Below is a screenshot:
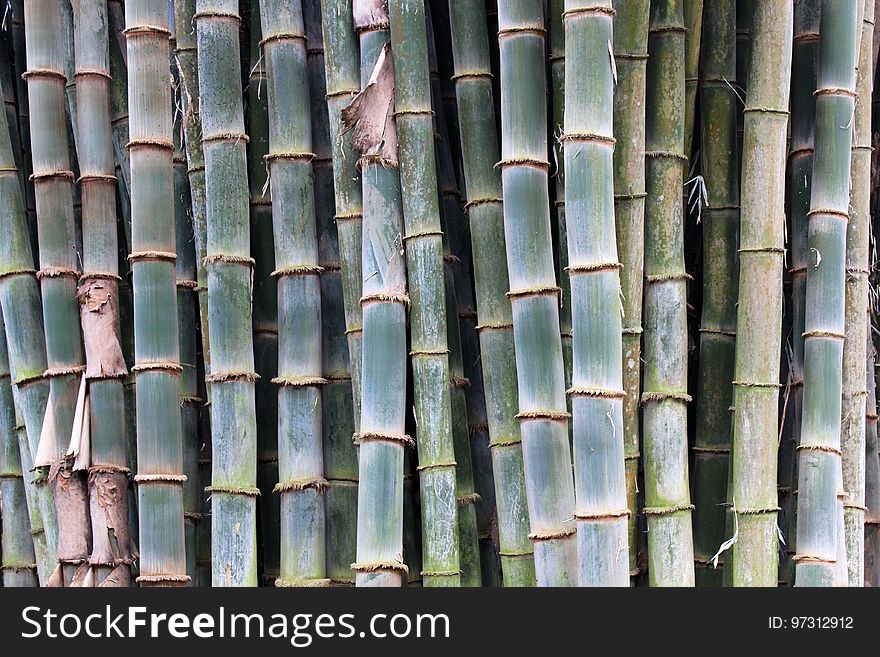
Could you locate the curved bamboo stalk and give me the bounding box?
[728,0,792,588]
[0,44,55,583]
[124,0,187,587]
[74,0,134,587]
[562,0,629,587]
[611,0,649,581]
[0,317,38,587]
[246,1,280,586]
[643,0,695,587]
[305,0,358,587]
[448,0,535,587]
[260,0,329,588]
[345,0,408,587]
[796,0,858,588]
[691,0,738,587]
[195,0,259,587]
[24,0,90,586]
[498,0,576,586]
[841,0,874,587]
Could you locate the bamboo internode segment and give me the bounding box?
[642,0,695,587]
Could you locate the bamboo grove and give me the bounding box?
[2,0,880,588]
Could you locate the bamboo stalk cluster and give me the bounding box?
[2,0,880,588]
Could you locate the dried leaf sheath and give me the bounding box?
[346,1,408,586]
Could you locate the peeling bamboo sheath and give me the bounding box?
[796,0,858,588]
[0,12,57,583]
[75,0,134,587]
[24,0,89,584]
[691,0,738,587]
[125,2,187,587]
[195,0,259,587]
[307,0,359,587]
[388,0,461,587]
[448,0,535,587]
[610,0,649,581]
[840,0,874,587]
[498,1,577,586]
[642,0,695,587]
[778,0,820,587]
[728,0,792,588]
[0,323,39,587]
[260,0,329,587]
[349,0,409,587]
[562,1,628,587]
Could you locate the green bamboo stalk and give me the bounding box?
[610,0,648,582]
[866,334,880,585]
[388,0,460,588]
[61,0,78,160]
[9,0,38,260]
[246,1,280,587]
[448,0,535,587]
[0,32,25,211]
[13,400,51,582]
[643,0,695,587]
[691,0,738,587]
[106,3,132,250]
[124,1,187,587]
[74,0,135,587]
[562,0,629,587]
[779,0,820,587]
[24,0,91,586]
[0,39,56,583]
[548,0,572,427]
[795,0,858,588]
[498,0,576,586]
[683,0,702,158]
[424,0,485,587]
[305,0,358,587]
[195,0,259,587]
[321,0,363,438]
[0,316,38,587]
[345,0,408,587]
[174,135,201,586]
[841,0,874,587]
[259,0,329,588]
[172,0,211,585]
[728,0,792,588]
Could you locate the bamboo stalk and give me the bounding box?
[259,0,329,588]
[796,0,858,588]
[124,0,187,587]
[195,0,259,587]
[691,0,738,587]
[448,0,535,587]
[728,0,792,588]
[497,0,576,586]
[610,0,649,582]
[107,3,132,254]
[562,0,629,587]
[24,0,91,586]
[386,0,462,588]
[246,0,280,586]
[0,316,38,587]
[643,0,695,587]
[840,0,874,587]
[0,37,56,583]
[344,0,409,587]
[866,333,880,585]
[172,0,211,586]
[74,0,135,587]
[305,0,358,588]
[683,0,703,158]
